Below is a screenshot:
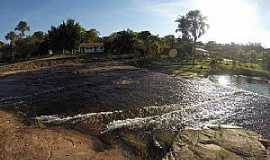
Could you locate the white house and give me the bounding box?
[79,43,104,54]
[195,48,209,57]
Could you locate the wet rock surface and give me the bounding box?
[0,110,126,160]
[0,60,269,138]
[164,128,270,160]
[1,109,269,160]
[0,58,270,159]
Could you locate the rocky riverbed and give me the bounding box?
[0,57,269,159]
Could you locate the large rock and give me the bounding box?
[0,111,126,160]
[164,128,270,160]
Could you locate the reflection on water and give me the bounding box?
[209,75,270,97]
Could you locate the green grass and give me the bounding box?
[211,60,269,77]
[145,58,269,78]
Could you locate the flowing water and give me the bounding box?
[1,63,270,138]
[209,75,270,97]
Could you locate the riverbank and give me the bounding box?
[0,109,269,159]
[0,110,126,160]
[142,58,269,79]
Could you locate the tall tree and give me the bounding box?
[138,31,152,57]
[48,19,81,52]
[176,10,209,65]
[110,29,138,54]
[5,31,18,61]
[15,21,30,38]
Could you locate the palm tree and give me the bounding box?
[176,10,209,65]
[15,21,30,38]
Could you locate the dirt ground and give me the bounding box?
[0,110,126,160]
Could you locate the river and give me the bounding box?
[209,75,270,97]
[0,62,270,138]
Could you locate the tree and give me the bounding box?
[32,31,45,40]
[109,29,138,54]
[15,21,30,38]
[81,29,100,43]
[5,31,18,42]
[138,31,151,42]
[163,35,176,48]
[5,31,18,61]
[0,41,4,49]
[138,31,152,57]
[15,31,47,58]
[176,10,209,65]
[48,19,81,52]
[104,30,165,57]
[147,35,163,56]
[262,51,270,70]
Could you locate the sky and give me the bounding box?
[1,0,270,47]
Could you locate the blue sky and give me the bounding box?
[1,0,270,47]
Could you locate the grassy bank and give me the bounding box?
[142,58,270,79]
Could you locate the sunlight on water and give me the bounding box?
[216,75,231,86]
[209,75,270,97]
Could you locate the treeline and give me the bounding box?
[103,30,193,57]
[0,19,192,62]
[0,9,269,71]
[206,41,270,70]
[0,10,210,64]
[0,20,102,61]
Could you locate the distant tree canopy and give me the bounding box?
[103,29,173,57]
[48,19,81,52]
[137,31,152,42]
[3,22,50,60]
[81,29,100,43]
[205,41,264,62]
[107,29,138,54]
[15,21,30,38]
[32,31,45,40]
[2,19,103,61]
[163,35,176,48]
[5,31,18,43]
[15,31,48,58]
[1,13,269,68]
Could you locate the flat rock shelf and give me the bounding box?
[0,58,269,159]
